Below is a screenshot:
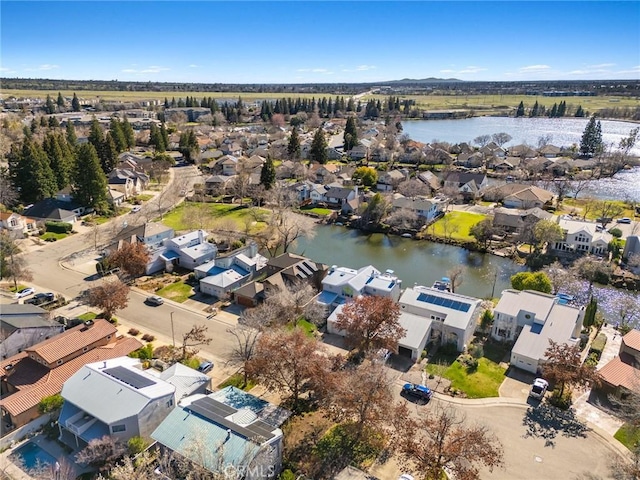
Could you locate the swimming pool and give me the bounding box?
[10,441,57,470]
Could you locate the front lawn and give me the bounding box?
[614,423,640,451]
[558,198,636,220]
[156,281,193,303]
[426,348,507,398]
[41,232,69,241]
[428,211,486,242]
[218,373,256,391]
[300,207,333,216]
[161,202,269,232]
[77,312,98,321]
[287,318,318,337]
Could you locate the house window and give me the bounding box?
[167,398,174,408]
[111,424,126,433]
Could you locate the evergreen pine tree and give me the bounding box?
[160,123,170,151]
[558,101,567,117]
[549,103,558,118]
[73,143,108,211]
[43,133,73,190]
[287,128,301,159]
[530,101,539,117]
[88,118,105,154]
[109,118,127,153]
[101,133,118,174]
[310,128,328,164]
[515,101,525,117]
[48,116,60,128]
[56,92,65,108]
[66,121,77,146]
[40,116,48,128]
[344,116,358,151]
[121,116,135,149]
[260,155,276,190]
[71,93,81,112]
[580,115,603,156]
[45,94,55,114]
[575,105,585,117]
[13,138,58,203]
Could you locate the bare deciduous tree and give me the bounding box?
[542,340,600,400]
[107,241,150,279]
[87,278,129,320]
[447,265,465,293]
[226,325,260,387]
[75,435,127,472]
[265,281,318,326]
[397,179,430,198]
[392,403,504,480]
[181,324,212,360]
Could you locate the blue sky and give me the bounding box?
[1,1,639,83]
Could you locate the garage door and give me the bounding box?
[398,346,413,358]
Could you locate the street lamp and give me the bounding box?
[170,311,175,348]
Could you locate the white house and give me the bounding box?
[492,289,583,374]
[160,230,217,271]
[398,286,482,355]
[552,219,612,256]
[0,305,64,359]
[391,194,448,222]
[59,357,177,448]
[0,212,37,238]
[318,265,402,308]
[376,170,407,192]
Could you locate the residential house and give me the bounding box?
[391,194,448,222]
[492,207,552,234]
[398,286,482,357]
[117,152,153,172]
[164,107,211,123]
[498,185,554,209]
[310,184,328,204]
[151,387,290,480]
[108,169,150,199]
[454,152,484,168]
[218,155,240,176]
[622,236,640,272]
[220,143,243,157]
[161,230,217,271]
[324,186,357,208]
[508,144,538,159]
[0,305,63,359]
[313,163,341,183]
[108,222,175,275]
[319,265,402,309]
[376,170,407,192]
[479,142,506,158]
[552,219,612,256]
[539,144,562,158]
[491,289,583,374]
[417,171,442,193]
[488,156,522,172]
[442,172,488,200]
[598,329,640,396]
[59,357,179,448]
[348,144,369,161]
[205,175,235,196]
[24,198,84,224]
[196,242,267,298]
[0,212,37,238]
[0,319,141,431]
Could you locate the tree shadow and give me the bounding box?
[522,403,589,448]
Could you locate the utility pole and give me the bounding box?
[170,311,175,348]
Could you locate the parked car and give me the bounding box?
[145,295,164,306]
[402,383,433,401]
[617,217,632,224]
[130,206,142,214]
[529,378,549,399]
[15,287,35,299]
[197,361,214,373]
[25,292,55,305]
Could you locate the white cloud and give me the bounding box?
[439,69,455,74]
[589,63,616,69]
[296,67,333,74]
[38,64,59,71]
[356,65,376,71]
[519,64,551,72]
[438,66,486,75]
[188,64,199,68]
[616,65,640,74]
[121,66,170,75]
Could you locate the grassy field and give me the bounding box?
[426,353,507,398]
[366,93,640,113]
[300,206,333,216]
[614,423,640,451]
[287,318,318,338]
[156,281,193,303]
[218,373,257,391]
[77,312,98,321]
[161,202,270,232]
[558,198,638,220]
[427,211,486,242]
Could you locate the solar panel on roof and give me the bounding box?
[416,292,471,312]
[103,366,156,389]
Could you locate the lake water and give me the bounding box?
[292,224,640,326]
[402,117,640,157]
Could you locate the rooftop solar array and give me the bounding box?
[104,366,156,389]
[417,293,471,312]
[187,397,275,442]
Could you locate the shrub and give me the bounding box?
[141,334,155,342]
[440,342,459,357]
[468,344,484,359]
[45,221,73,234]
[608,227,623,238]
[279,470,296,480]
[589,333,607,360]
[38,393,64,414]
[127,436,148,455]
[480,309,494,331]
[128,328,140,336]
[549,388,572,410]
[585,352,599,368]
[129,343,154,360]
[457,354,478,371]
[231,240,244,250]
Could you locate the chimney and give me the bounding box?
[354,185,359,197]
[198,230,204,244]
[224,429,232,443]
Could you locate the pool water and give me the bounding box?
[10,441,57,470]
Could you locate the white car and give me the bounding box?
[130,206,142,214]
[15,287,35,299]
[529,378,549,399]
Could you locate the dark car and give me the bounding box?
[197,361,214,374]
[402,383,433,401]
[25,292,55,305]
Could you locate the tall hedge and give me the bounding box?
[45,221,73,234]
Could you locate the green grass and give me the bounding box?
[41,232,69,241]
[181,357,202,370]
[614,423,640,451]
[426,350,507,398]
[287,318,318,337]
[161,202,270,232]
[301,207,333,216]
[77,312,98,321]
[133,194,154,202]
[428,211,486,242]
[8,284,27,293]
[558,198,637,220]
[218,373,256,391]
[156,281,193,303]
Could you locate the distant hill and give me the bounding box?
[385,77,463,83]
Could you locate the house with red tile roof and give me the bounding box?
[598,329,640,396]
[0,319,142,432]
